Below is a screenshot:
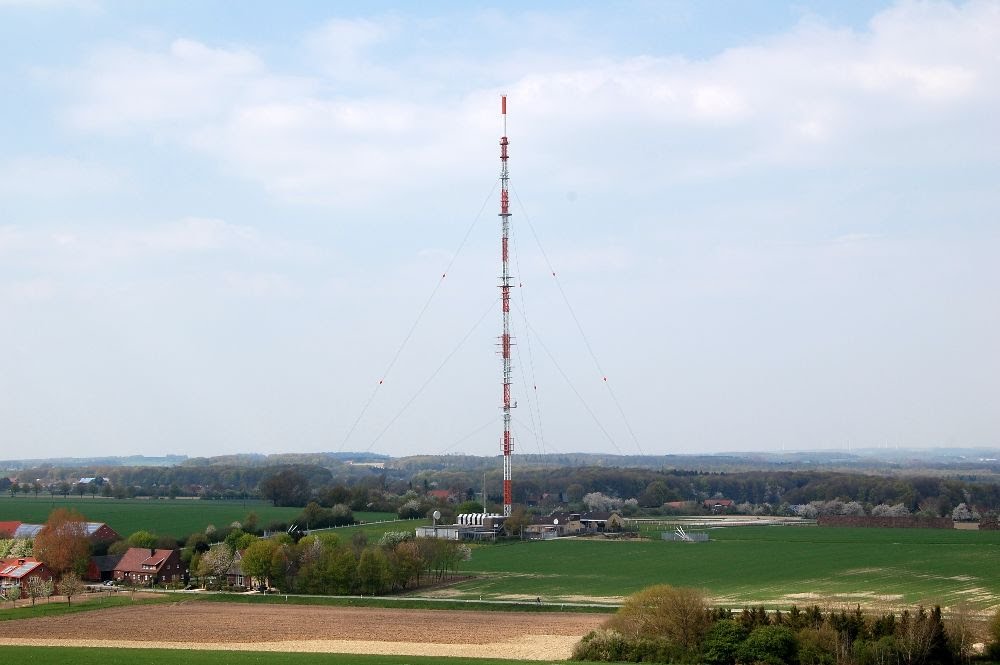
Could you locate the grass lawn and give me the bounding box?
[0,647,557,665]
[0,593,171,621]
[448,526,1000,610]
[0,495,396,539]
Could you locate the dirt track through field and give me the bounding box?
[0,602,610,660]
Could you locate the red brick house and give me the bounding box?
[0,521,21,538]
[82,522,120,543]
[8,521,119,543]
[0,557,53,594]
[703,498,735,511]
[427,489,454,502]
[113,548,186,586]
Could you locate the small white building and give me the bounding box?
[414,525,460,540]
[415,514,506,541]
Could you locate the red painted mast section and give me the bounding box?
[499,95,514,517]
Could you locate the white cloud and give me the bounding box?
[124,216,262,254]
[304,16,399,85]
[49,2,1000,212]
[0,217,309,307]
[0,0,98,9]
[0,156,122,196]
[0,217,282,265]
[0,278,57,304]
[221,271,297,298]
[540,245,632,275]
[63,38,312,135]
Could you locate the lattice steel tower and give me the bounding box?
[499,95,514,517]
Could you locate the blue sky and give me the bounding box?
[1,1,997,459]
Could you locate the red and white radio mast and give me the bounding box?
[499,95,514,517]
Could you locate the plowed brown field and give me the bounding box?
[0,602,610,660]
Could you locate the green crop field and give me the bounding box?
[449,526,1000,610]
[1,647,552,665]
[0,496,396,539]
[308,517,429,542]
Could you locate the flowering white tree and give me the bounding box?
[10,539,32,557]
[197,545,234,583]
[398,499,422,519]
[952,503,980,521]
[872,503,910,517]
[840,501,866,516]
[791,504,819,518]
[810,500,843,515]
[379,531,414,548]
[582,492,622,512]
[26,576,47,606]
[2,585,20,606]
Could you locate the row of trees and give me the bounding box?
[9,459,1000,519]
[574,585,987,665]
[190,529,469,596]
[5,479,106,498]
[0,573,86,607]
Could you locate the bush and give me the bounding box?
[737,625,798,665]
[572,629,686,663]
[701,620,747,665]
[608,584,711,650]
[796,626,838,665]
[853,635,900,665]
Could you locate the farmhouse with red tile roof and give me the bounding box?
[0,556,53,594]
[703,498,735,511]
[113,548,186,586]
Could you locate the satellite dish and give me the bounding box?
[432,510,441,520]
[553,518,559,525]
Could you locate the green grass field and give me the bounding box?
[308,517,429,542]
[0,496,397,539]
[449,526,1000,610]
[1,647,553,665]
[0,594,171,622]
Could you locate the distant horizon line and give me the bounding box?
[3,444,1000,467]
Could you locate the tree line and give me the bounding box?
[190,529,469,596]
[574,584,995,665]
[7,458,1000,518]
